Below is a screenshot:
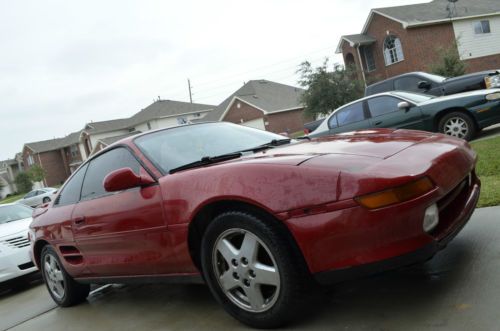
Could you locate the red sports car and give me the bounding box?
[30,122,480,328]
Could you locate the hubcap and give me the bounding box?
[43,254,65,300]
[212,228,280,313]
[444,117,469,139]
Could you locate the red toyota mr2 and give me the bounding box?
[30,122,480,328]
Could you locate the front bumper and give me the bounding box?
[0,241,37,283]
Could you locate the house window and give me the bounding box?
[70,145,79,157]
[27,155,34,166]
[147,122,152,130]
[383,35,404,66]
[177,116,188,125]
[363,47,376,72]
[474,20,491,34]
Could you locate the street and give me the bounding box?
[1,206,499,331]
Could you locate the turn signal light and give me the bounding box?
[486,92,500,101]
[355,177,435,209]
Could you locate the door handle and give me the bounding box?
[73,217,86,225]
[374,121,383,126]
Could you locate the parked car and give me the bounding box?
[0,203,38,283]
[30,122,479,328]
[17,188,57,207]
[309,89,500,141]
[303,118,325,134]
[365,70,500,97]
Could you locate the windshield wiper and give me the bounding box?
[169,152,242,174]
[238,138,292,153]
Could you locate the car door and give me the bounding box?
[32,190,46,206]
[367,96,425,131]
[71,147,175,277]
[327,101,372,134]
[22,191,37,206]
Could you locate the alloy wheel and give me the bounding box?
[43,254,65,300]
[212,228,280,313]
[443,117,469,139]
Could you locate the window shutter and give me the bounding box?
[395,38,404,61]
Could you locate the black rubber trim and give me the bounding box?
[75,274,204,285]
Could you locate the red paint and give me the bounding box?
[30,128,480,281]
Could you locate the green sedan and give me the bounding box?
[309,89,500,141]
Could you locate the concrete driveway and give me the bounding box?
[1,206,499,331]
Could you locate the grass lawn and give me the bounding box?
[471,136,500,208]
[0,193,24,205]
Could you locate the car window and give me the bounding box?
[0,204,33,224]
[394,76,424,92]
[35,190,45,196]
[328,114,339,128]
[24,191,36,199]
[366,80,393,95]
[335,102,366,126]
[56,163,88,206]
[367,96,402,117]
[80,148,141,201]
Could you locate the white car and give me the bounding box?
[0,203,38,283]
[17,188,58,208]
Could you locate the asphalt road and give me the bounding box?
[1,206,499,331]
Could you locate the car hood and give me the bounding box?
[0,218,31,239]
[444,69,499,83]
[232,128,434,166]
[417,88,500,106]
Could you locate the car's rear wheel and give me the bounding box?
[201,211,308,328]
[42,197,51,203]
[40,246,90,307]
[438,112,476,141]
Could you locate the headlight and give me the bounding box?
[486,92,500,101]
[355,177,435,209]
[485,75,500,88]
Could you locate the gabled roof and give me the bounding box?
[83,118,130,135]
[25,130,83,154]
[364,0,500,31]
[336,34,377,53]
[199,80,304,122]
[98,131,142,146]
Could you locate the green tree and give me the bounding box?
[429,42,466,77]
[15,172,33,193]
[297,59,364,119]
[28,164,46,183]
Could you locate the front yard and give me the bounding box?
[0,193,24,205]
[471,135,500,208]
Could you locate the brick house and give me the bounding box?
[198,80,311,134]
[337,0,500,85]
[22,131,84,187]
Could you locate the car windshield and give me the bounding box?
[134,122,288,174]
[394,91,434,104]
[0,205,33,225]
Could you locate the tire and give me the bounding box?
[42,197,51,203]
[40,245,90,307]
[438,112,476,141]
[200,211,309,328]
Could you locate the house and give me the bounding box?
[22,131,85,187]
[80,100,214,156]
[198,80,311,134]
[337,0,500,84]
[0,154,24,198]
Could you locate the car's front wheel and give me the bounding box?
[40,245,90,307]
[438,112,476,141]
[42,197,51,203]
[201,211,308,328]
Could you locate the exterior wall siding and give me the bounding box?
[453,16,500,61]
[39,151,68,187]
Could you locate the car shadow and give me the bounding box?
[0,272,43,299]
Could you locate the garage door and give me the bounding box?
[241,118,266,131]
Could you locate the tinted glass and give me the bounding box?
[57,163,88,206]
[336,102,366,126]
[81,148,140,201]
[394,76,423,92]
[368,96,402,117]
[0,204,33,224]
[135,122,287,174]
[366,80,393,95]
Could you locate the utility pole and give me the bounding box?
[187,79,193,103]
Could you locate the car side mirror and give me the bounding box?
[398,101,411,110]
[418,81,431,90]
[103,167,155,192]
